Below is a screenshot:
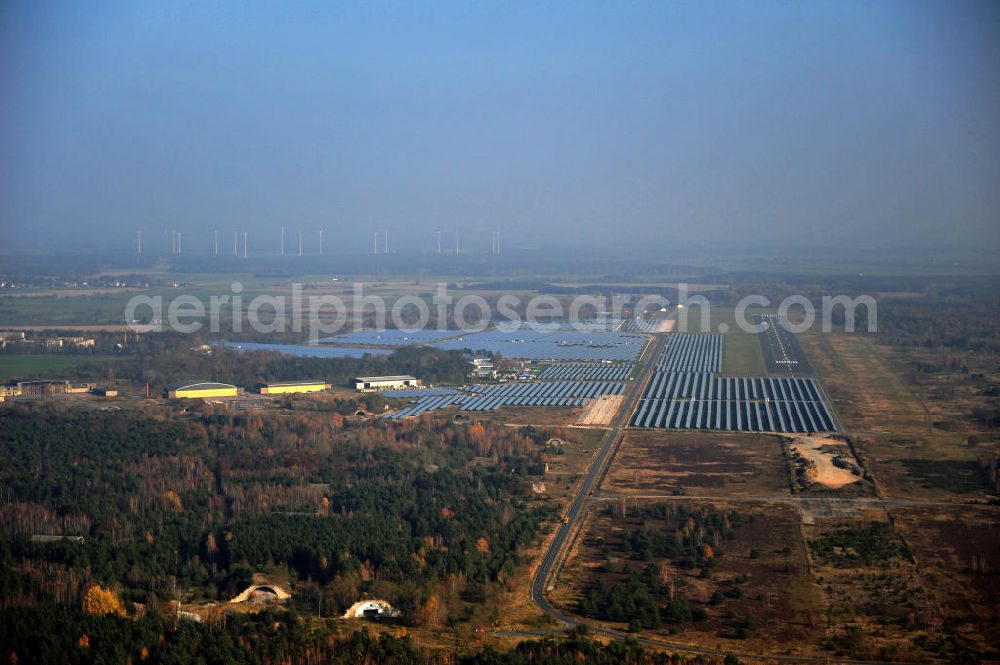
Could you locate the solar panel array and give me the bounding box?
[385,380,624,419]
[657,334,723,372]
[430,329,646,361]
[622,319,661,332]
[225,341,393,358]
[318,329,460,346]
[632,373,835,432]
[544,320,625,331]
[631,334,836,433]
[538,363,633,381]
[381,388,461,398]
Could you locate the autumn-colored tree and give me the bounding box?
[416,595,440,627]
[162,490,183,512]
[83,585,127,617]
[205,531,218,569]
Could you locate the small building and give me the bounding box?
[91,387,118,398]
[58,336,95,348]
[470,357,496,379]
[0,331,26,348]
[257,380,330,395]
[0,385,21,399]
[164,381,240,399]
[342,599,400,619]
[354,375,421,392]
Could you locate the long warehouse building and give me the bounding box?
[257,380,330,395]
[164,381,240,399]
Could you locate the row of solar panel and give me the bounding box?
[621,319,661,332]
[429,330,646,361]
[538,363,634,381]
[380,388,460,398]
[633,369,835,433]
[631,395,836,433]
[384,380,624,419]
[657,333,723,372]
[387,394,589,419]
[470,380,625,399]
[644,372,824,402]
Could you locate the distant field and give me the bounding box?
[0,355,121,381]
[677,306,767,375]
[723,332,766,375]
[0,287,273,326]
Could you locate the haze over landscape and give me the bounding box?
[0,3,998,665]
[2,1,999,254]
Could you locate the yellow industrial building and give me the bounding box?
[164,381,239,399]
[257,380,330,395]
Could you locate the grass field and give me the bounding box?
[723,331,766,375]
[676,306,767,375]
[0,354,122,381]
[603,429,790,497]
[797,331,991,499]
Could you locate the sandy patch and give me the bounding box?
[577,394,624,426]
[789,436,860,489]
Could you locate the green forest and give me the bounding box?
[0,404,554,624]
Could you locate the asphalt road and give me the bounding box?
[525,332,931,665]
[530,333,664,617]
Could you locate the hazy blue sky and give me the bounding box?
[1,1,998,254]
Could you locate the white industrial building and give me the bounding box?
[353,375,421,392]
[470,357,495,379]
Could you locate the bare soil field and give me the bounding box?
[604,430,790,497]
[576,394,623,426]
[891,505,1000,656]
[492,404,583,427]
